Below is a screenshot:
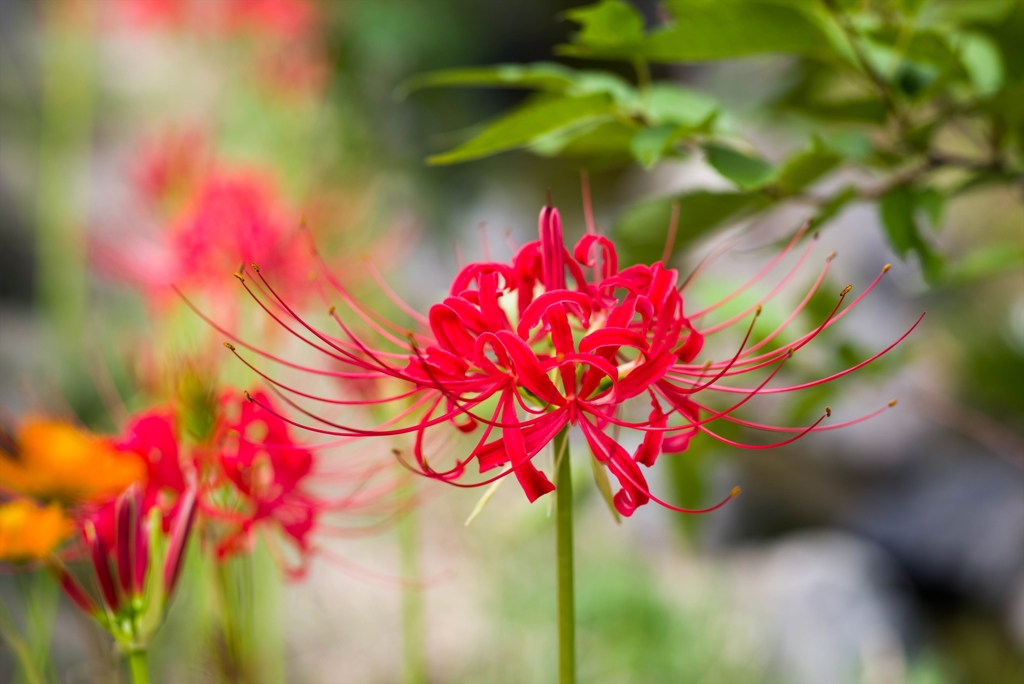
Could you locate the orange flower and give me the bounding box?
[0,499,69,562]
[0,419,146,503]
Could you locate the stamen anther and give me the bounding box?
[825,406,832,417]
[730,486,741,497]
[243,391,253,402]
[223,342,236,351]
[841,285,852,296]
[234,273,245,283]
[251,263,260,273]
[888,399,898,407]
[883,264,891,273]
[827,251,836,261]
[328,305,336,316]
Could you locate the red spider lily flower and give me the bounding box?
[51,485,198,644]
[204,389,320,565]
[82,409,188,552]
[110,0,315,41]
[98,168,313,318]
[193,198,920,519]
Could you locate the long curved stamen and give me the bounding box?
[695,410,830,449]
[688,219,812,317]
[699,233,818,335]
[694,399,899,433]
[696,314,924,394]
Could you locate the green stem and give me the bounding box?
[127,650,150,684]
[36,0,96,374]
[554,427,575,684]
[16,571,58,684]
[215,560,247,683]
[397,502,426,684]
[0,594,45,684]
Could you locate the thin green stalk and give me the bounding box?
[553,427,575,684]
[215,559,248,683]
[16,571,58,684]
[397,502,426,684]
[126,650,150,684]
[0,593,45,684]
[36,0,96,373]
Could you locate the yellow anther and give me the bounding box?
[328,305,336,316]
[233,273,245,283]
[827,251,837,261]
[825,406,832,417]
[888,399,898,407]
[730,486,742,498]
[755,305,762,316]
[251,263,260,273]
[841,285,853,296]
[243,391,253,402]
[883,264,891,273]
[223,342,236,351]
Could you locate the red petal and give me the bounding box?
[494,331,564,406]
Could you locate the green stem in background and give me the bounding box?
[0,593,45,684]
[553,427,575,684]
[397,500,426,684]
[36,0,96,375]
[126,649,150,684]
[214,558,254,684]
[633,57,652,95]
[15,571,58,684]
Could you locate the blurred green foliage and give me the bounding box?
[404,0,1023,279]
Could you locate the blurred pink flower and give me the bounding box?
[98,153,312,318]
[112,0,316,40]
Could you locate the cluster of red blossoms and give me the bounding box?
[109,391,330,569]
[97,130,313,317]
[207,200,921,518]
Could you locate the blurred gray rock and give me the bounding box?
[846,449,1024,614]
[733,531,918,684]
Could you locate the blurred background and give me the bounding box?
[1,0,1022,682]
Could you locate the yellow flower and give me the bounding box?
[0,499,69,562]
[0,418,146,503]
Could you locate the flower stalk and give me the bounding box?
[127,649,150,684]
[397,502,426,684]
[554,427,575,684]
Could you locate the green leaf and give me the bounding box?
[958,32,1005,96]
[427,94,617,165]
[821,131,873,160]
[613,190,772,264]
[703,144,775,190]
[630,125,682,168]
[917,188,945,229]
[643,84,719,127]
[776,140,843,193]
[636,0,838,62]
[589,452,621,524]
[563,0,645,53]
[567,71,639,108]
[879,185,946,283]
[396,62,577,97]
[530,120,639,161]
[945,243,1024,285]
